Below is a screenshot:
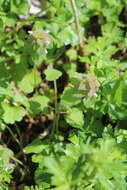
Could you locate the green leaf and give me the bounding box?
[66,48,77,61]
[11,0,30,15]
[65,108,84,129]
[24,139,44,154]
[44,68,62,81]
[2,102,25,124]
[29,95,49,116]
[60,86,82,108]
[14,93,30,109]
[0,120,7,131]
[0,145,14,164]
[112,79,123,105]
[18,69,41,93]
[44,157,62,176]
[34,168,51,188]
[101,23,123,43]
[58,25,78,46]
[44,157,72,189]
[2,14,16,27]
[0,19,3,31]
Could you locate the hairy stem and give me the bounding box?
[71,0,84,52]
[71,0,89,69]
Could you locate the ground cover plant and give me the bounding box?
[1,0,127,189]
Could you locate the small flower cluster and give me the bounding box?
[28,29,51,54]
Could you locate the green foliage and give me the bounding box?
[0,0,127,189]
[44,68,62,81]
[2,102,25,124]
[25,136,127,190]
[0,145,15,184]
[17,69,41,93]
[24,185,45,190]
[29,95,49,116]
[65,107,84,129]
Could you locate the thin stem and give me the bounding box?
[71,0,84,52]
[6,125,20,146]
[14,124,30,176]
[50,80,59,139]
[54,80,59,135]
[4,126,24,167]
[54,80,58,111]
[34,65,37,94]
[71,0,89,69]
[15,124,23,149]
[15,124,27,163]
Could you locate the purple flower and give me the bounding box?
[28,30,33,35]
[44,40,50,45]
